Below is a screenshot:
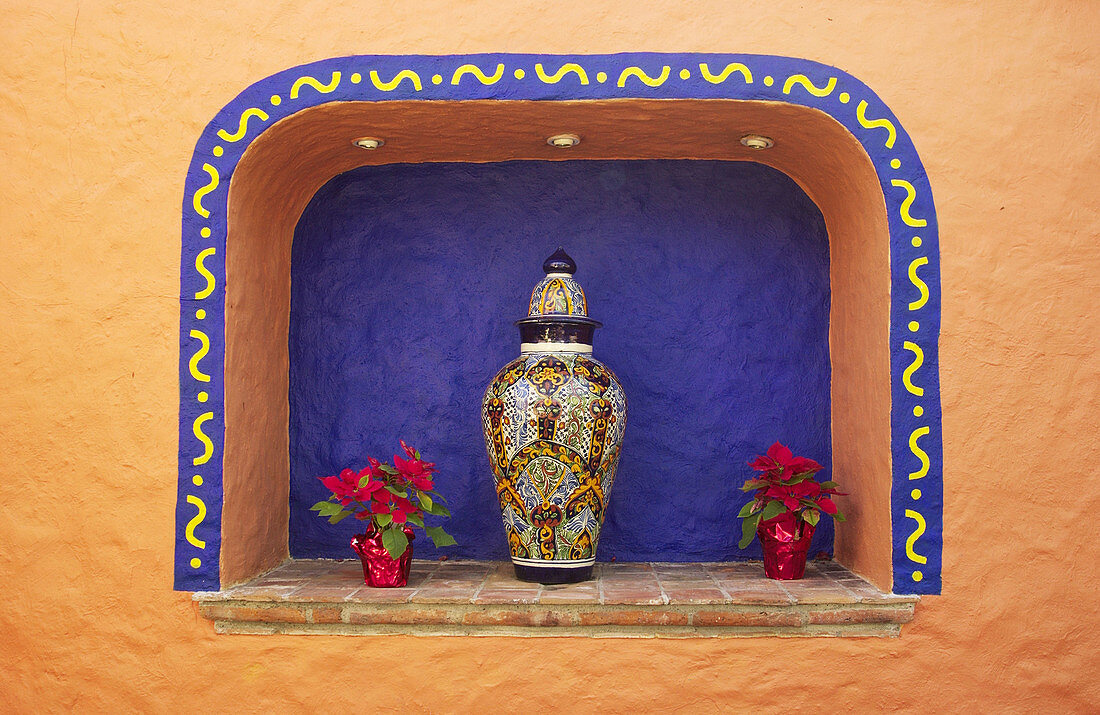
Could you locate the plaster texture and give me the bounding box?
[2,1,1099,711]
[288,160,832,563]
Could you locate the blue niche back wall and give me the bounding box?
[289,160,831,561]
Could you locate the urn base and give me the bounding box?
[513,559,594,584]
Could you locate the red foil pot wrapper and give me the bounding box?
[351,525,414,588]
[757,512,815,580]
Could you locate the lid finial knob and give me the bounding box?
[543,247,577,275]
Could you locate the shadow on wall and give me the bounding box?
[288,159,830,561]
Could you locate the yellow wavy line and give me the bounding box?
[290,71,341,99]
[782,74,836,97]
[192,164,219,219]
[902,341,925,397]
[216,108,269,143]
[194,247,216,300]
[617,65,671,88]
[856,100,898,148]
[370,69,422,92]
[908,257,930,310]
[185,494,208,549]
[698,62,752,84]
[452,63,505,85]
[908,427,930,480]
[891,179,928,227]
[188,330,211,383]
[534,62,589,85]
[192,411,214,466]
[903,509,927,564]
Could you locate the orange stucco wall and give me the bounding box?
[3,1,1098,710]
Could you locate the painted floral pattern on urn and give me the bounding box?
[482,248,626,583]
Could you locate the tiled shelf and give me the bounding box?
[195,559,917,638]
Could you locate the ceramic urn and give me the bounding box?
[481,248,627,583]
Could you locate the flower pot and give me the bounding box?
[757,512,815,580]
[482,249,627,584]
[351,525,415,587]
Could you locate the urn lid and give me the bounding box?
[516,248,601,349]
[526,247,591,318]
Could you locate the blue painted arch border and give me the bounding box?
[176,53,943,595]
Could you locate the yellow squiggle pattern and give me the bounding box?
[216,108,269,143]
[782,74,836,97]
[535,62,589,85]
[290,72,341,99]
[188,330,211,382]
[370,69,422,92]
[194,248,216,300]
[452,63,505,85]
[908,427,930,480]
[908,257,930,310]
[698,62,752,84]
[902,341,925,396]
[192,164,219,219]
[192,412,214,466]
[856,100,898,149]
[904,510,927,564]
[617,65,671,88]
[891,179,928,227]
[185,495,208,549]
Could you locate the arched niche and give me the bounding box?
[175,55,942,596]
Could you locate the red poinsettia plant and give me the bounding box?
[737,442,846,549]
[311,440,456,559]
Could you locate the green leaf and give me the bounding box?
[803,509,820,527]
[759,500,787,522]
[381,528,409,559]
[418,491,434,513]
[737,501,758,518]
[414,449,422,460]
[425,525,457,548]
[328,510,352,525]
[425,501,450,518]
[819,481,838,490]
[379,464,399,475]
[384,486,408,498]
[315,501,343,517]
[834,511,847,522]
[406,513,424,528]
[739,512,761,549]
[375,512,393,528]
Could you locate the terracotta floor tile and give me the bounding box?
[290,584,363,601]
[661,587,730,604]
[221,585,303,601]
[347,586,418,602]
[600,590,667,605]
[537,584,601,604]
[212,558,901,613]
[472,589,543,604]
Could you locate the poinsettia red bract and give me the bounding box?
[311,441,457,559]
[737,442,846,549]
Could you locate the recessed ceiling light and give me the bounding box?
[547,133,581,148]
[740,134,774,150]
[353,137,384,150]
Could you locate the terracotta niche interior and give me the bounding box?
[223,99,891,590]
